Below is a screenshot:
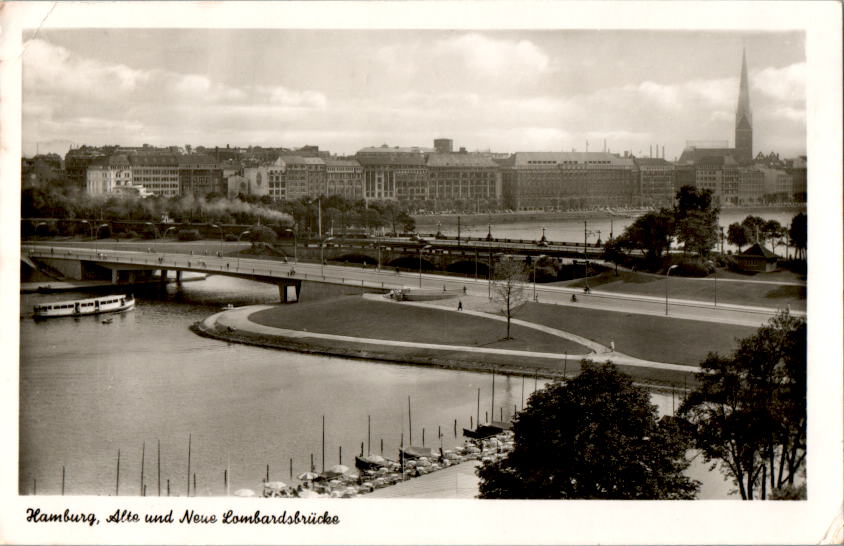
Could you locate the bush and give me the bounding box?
[96,225,112,239]
[177,229,201,241]
[668,260,709,277]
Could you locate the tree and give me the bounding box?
[788,212,807,260]
[676,209,719,257]
[615,208,674,264]
[727,222,750,251]
[491,258,528,340]
[478,361,700,499]
[679,310,806,500]
[673,186,719,257]
[741,215,767,244]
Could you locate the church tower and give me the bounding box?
[735,48,753,165]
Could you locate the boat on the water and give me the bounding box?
[462,421,511,440]
[33,294,135,318]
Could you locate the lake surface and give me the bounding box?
[419,207,804,255]
[20,275,733,498]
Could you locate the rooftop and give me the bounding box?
[426,153,498,168]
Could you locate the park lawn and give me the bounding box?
[564,271,805,311]
[518,302,758,366]
[248,296,589,354]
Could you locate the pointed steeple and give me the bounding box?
[736,48,752,127]
[734,48,753,164]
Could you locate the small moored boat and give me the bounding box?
[33,294,135,319]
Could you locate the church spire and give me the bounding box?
[735,48,753,164]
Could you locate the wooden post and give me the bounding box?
[266,464,269,482]
[193,473,196,496]
[476,388,480,429]
[289,458,293,480]
[116,449,121,496]
[167,479,170,497]
[186,434,191,497]
[500,407,503,421]
[61,466,65,496]
[453,419,457,438]
[140,441,145,496]
[422,428,425,447]
[380,438,383,455]
[470,416,473,429]
[360,442,364,457]
[490,372,495,423]
[224,469,227,493]
[310,453,314,473]
[339,446,342,465]
[485,411,488,423]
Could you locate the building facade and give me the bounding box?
[738,167,766,205]
[178,154,224,196]
[128,153,180,197]
[633,158,675,208]
[324,159,363,200]
[86,155,132,195]
[426,153,501,208]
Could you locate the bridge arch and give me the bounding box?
[445,260,489,277]
[386,256,436,271]
[331,253,378,266]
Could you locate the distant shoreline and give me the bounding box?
[413,205,806,229]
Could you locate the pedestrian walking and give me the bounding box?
[462,286,467,295]
[458,300,463,311]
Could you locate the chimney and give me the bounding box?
[649,145,653,158]
[662,145,665,159]
[585,140,589,153]
[603,139,607,153]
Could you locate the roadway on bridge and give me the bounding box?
[23,245,796,327]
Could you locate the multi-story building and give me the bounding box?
[757,167,793,201]
[356,147,430,202]
[128,153,180,197]
[279,156,325,200]
[500,152,636,211]
[86,155,132,195]
[784,156,807,201]
[66,147,106,188]
[738,167,765,205]
[178,154,224,196]
[633,158,675,208]
[426,153,501,208]
[694,155,739,206]
[324,159,363,200]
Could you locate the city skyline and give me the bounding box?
[23,29,806,159]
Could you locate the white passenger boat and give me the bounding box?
[33,294,135,318]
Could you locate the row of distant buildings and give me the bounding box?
[57,139,805,211]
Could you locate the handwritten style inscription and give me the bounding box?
[26,507,341,527]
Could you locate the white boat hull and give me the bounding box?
[33,295,135,319]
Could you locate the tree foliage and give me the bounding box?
[674,186,719,257]
[615,208,675,264]
[478,362,700,499]
[727,222,750,251]
[679,310,806,500]
[491,258,528,340]
[788,212,807,260]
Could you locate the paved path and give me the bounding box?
[203,303,697,373]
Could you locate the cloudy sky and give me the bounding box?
[22,29,805,159]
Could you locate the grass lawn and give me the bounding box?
[518,302,758,365]
[248,296,590,354]
[564,270,805,310]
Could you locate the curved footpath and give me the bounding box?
[194,295,696,382]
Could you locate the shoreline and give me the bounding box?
[413,204,807,229]
[191,305,694,393]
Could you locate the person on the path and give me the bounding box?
[458,300,463,311]
[610,339,615,352]
[462,286,467,294]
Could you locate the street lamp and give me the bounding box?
[418,244,432,288]
[665,264,679,316]
[705,260,717,307]
[320,237,334,278]
[284,227,298,263]
[532,254,547,301]
[236,230,251,268]
[209,223,224,253]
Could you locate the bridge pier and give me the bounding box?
[159,269,168,284]
[175,271,182,285]
[277,279,302,303]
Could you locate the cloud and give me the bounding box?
[752,62,805,103]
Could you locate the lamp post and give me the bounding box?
[209,224,224,253]
[236,230,251,268]
[532,254,546,301]
[583,221,597,290]
[705,260,717,306]
[79,220,95,240]
[284,227,298,263]
[320,237,334,278]
[665,264,679,316]
[418,245,432,288]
